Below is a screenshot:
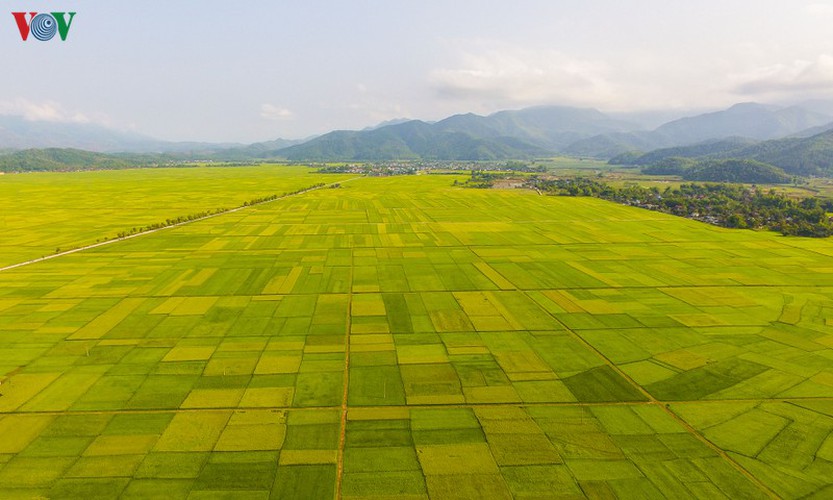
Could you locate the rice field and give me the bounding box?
[1,172,833,498]
[0,165,352,268]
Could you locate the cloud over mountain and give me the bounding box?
[430,42,615,108]
[734,55,833,97]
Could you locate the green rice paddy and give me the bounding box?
[1,171,833,498]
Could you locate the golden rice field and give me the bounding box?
[1,169,833,498]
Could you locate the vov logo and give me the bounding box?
[12,12,76,41]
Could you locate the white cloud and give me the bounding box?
[805,3,833,15]
[0,98,98,123]
[429,41,616,108]
[733,54,833,97]
[260,104,294,121]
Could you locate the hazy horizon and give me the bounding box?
[4,1,833,143]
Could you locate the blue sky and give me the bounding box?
[4,1,833,142]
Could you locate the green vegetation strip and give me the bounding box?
[531,177,833,237]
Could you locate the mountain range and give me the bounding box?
[3,101,833,164]
[274,102,833,161]
[0,115,253,154]
[616,127,833,177]
[562,103,833,158]
[277,106,641,161]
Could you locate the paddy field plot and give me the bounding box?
[1,174,833,498]
[0,165,352,268]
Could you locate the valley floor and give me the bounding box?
[1,173,833,498]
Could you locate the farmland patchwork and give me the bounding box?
[1,172,833,497]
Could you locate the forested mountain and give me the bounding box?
[683,160,792,184]
[642,159,792,184]
[739,130,833,176]
[613,137,760,165]
[3,102,833,164]
[617,129,833,177]
[560,131,661,158]
[564,103,833,159]
[0,116,157,152]
[277,106,637,161]
[0,148,156,172]
[653,103,831,144]
[277,120,552,161]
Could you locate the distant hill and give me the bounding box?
[638,157,698,176]
[0,105,637,161]
[619,128,833,178]
[608,109,707,130]
[656,130,833,177]
[436,106,638,150]
[618,137,761,166]
[206,138,308,161]
[793,99,833,118]
[562,131,664,158]
[0,115,160,152]
[0,115,311,158]
[277,106,639,161]
[736,130,833,176]
[563,103,833,159]
[643,158,791,184]
[4,101,833,164]
[363,118,414,131]
[0,148,159,172]
[653,103,832,144]
[278,119,552,161]
[787,122,833,139]
[684,160,792,184]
